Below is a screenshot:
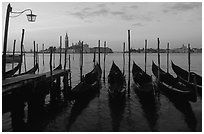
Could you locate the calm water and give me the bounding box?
[3,53,202,132]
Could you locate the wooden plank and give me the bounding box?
[2,74,46,93]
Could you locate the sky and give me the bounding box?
[2,2,202,52]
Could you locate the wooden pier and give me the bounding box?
[2,68,71,131]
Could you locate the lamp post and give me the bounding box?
[2,3,37,79]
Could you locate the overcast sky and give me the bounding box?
[2,2,202,51]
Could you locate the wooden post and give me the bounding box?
[157,38,160,82]
[188,43,191,82]
[167,42,169,73]
[72,43,74,61]
[80,41,83,82]
[37,43,39,73]
[144,40,147,73]
[53,47,55,68]
[42,44,44,66]
[69,54,72,88]
[93,51,96,66]
[103,41,106,80]
[98,40,100,67]
[128,30,131,94]
[3,3,12,79]
[23,45,27,72]
[123,42,125,75]
[12,40,16,69]
[34,41,36,67]
[64,33,68,70]
[19,29,25,74]
[60,36,62,66]
[50,47,55,103]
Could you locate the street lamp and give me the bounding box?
[2,3,37,79]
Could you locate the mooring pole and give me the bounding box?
[23,45,27,72]
[50,47,54,103]
[3,3,12,79]
[123,42,125,75]
[167,42,170,73]
[188,43,191,82]
[128,30,131,94]
[103,41,106,81]
[60,36,62,66]
[42,44,44,66]
[69,54,72,88]
[12,40,16,69]
[34,41,36,67]
[72,43,74,61]
[36,44,38,64]
[93,51,96,66]
[144,40,147,73]
[157,38,160,82]
[64,33,68,70]
[98,40,100,67]
[80,41,84,82]
[53,47,55,68]
[19,29,25,74]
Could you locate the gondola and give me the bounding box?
[108,62,126,97]
[171,61,202,97]
[13,63,39,77]
[71,63,101,100]
[152,61,196,102]
[4,63,21,78]
[53,64,62,71]
[132,61,153,92]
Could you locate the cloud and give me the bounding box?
[129,5,138,9]
[111,11,125,15]
[67,3,152,22]
[163,2,201,13]
[171,2,201,11]
[132,22,144,27]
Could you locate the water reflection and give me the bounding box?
[134,86,159,131]
[108,92,126,132]
[66,82,100,131]
[159,86,197,131]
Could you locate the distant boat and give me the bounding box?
[132,61,153,93]
[3,55,21,63]
[152,61,196,102]
[108,62,126,97]
[4,63,21,78]
[171,61,202,97]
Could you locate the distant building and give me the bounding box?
[90,47,113,53]
[170,44,188,53]
[41,42,113,53]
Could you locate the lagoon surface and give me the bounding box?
[3,53,202,132]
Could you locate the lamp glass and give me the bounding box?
[26,14,37,22]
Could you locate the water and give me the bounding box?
[3,53,202,132]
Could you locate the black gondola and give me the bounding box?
[13,63,39,77]
[71,63,101,100]
[53,64,62,71]
[5,63,21,78]
[108,62,126,97]
[152,61,196,102]
[171,61,202,97]
[132,61,153,92]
